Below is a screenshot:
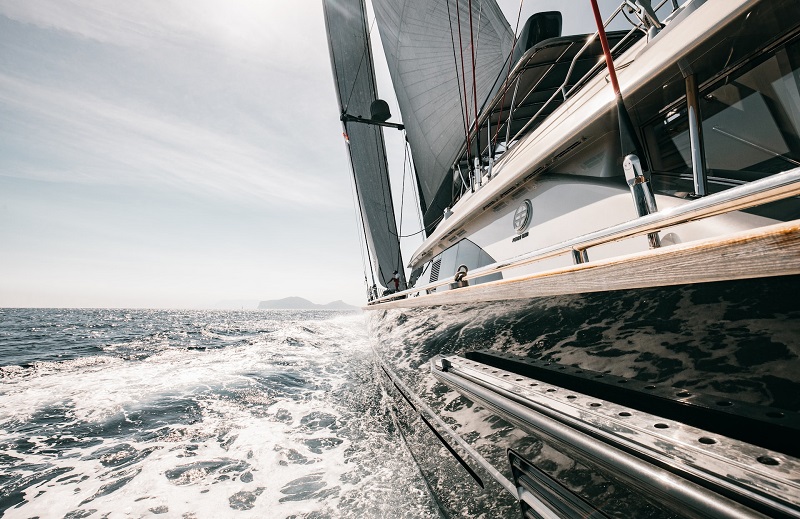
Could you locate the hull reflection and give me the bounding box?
[367,275,800,518]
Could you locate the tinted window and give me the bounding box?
[646,39,800,219]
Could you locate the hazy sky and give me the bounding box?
[0,0,641,308]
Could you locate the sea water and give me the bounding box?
[0,308,439,518]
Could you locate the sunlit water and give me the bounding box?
[0,309,438,518]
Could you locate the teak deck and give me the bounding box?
[367,219,800,310]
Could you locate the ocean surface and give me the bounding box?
[0,308,439,518]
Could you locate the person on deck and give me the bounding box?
[390,271,400,292]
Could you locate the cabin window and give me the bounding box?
[645,38,800,219]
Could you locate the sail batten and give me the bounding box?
[323,0,406,293]
[372,0,513,223]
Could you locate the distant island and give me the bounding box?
[257,297,359,310]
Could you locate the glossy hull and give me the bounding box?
[367,275,800,517]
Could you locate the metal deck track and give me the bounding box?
[431,354,800,518]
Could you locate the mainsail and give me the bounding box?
[323,0,407,293]
[372,0,513,226]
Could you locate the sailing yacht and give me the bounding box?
[324,0,800,516]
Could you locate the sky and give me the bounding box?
[0,0,645,309]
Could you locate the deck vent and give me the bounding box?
[511,187,528,199]
[430,258,441,283]
[500,185,517,199]
[492,201,508,213]
[523,166,544,183]
[509,449,603,519]
[554,140,582,160]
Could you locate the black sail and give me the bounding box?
[323,0,406,293]
[372,0,513,220]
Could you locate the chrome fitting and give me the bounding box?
[453,264,469,288]
[623,154,661,248]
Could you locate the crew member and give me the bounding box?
[390,270,400,292]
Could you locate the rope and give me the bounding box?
[387,138,429,240]
[347,148,371,289]
[406,139,425,235]
[492,0,525,148]
[397,137,409,275]
[454,0,473,170]
[468,0,480,148]
[447,0,472,177]
[371,120,406,285]
[391,139,441,240]
[392,228,429,238]
[388,214,443,238]
[371,124,394,236]
[590,0,622,97]
[342,121,377,289]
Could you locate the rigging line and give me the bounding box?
[399,139,409,236]
[392,140,441,240]
[372,123,394,234]
[372,121,405,279]
[343,121,377,289]
[390,228,428,238]
[325,10,371,289]
[343,122,369,285]
[396,136,409,274]
[371,122,403,280]
[406,138,425,235]
[356,17,401,275]
[468,0,480,149]
[455,0,473,170]
[343,16,378,114]
[347,142,371,289]
[474,0,484,58]
[387,212,443,238]
[492,0,525,148]
[446,0,472,176]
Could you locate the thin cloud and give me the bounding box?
[0,72,342,207]
[0,1,323,71]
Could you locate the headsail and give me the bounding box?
[372,0,513,226]
[323,0,407,294]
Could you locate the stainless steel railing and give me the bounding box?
[502,0,678,158]
[372,167,800,304]
[453,0,678,203]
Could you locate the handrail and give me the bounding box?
[561,25,640,100]
[468,0,678,178]
[371,167,800,304]
[527,0,676,129]
[506,2,634,147]
[456,1,635,173]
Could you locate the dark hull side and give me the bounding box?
[366,275,800,518]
